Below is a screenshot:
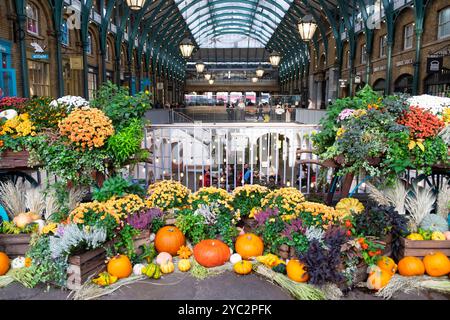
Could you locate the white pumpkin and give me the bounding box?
[149,233,156,242]
[133,263,146,276]
[11,256,26,269]
[229,253,242,264]
[0,109,18,120]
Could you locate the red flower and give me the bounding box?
[397,106,444,139]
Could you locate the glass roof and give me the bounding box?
[176,0,294,48]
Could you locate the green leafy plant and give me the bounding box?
[175,209,208,244]
[114,224,140,260]
[91,81,152,130]
[92,176,145,201]
[107,119,146,166]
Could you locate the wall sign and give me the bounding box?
[427,57,443,73]
[31,53,49,60]
[70,56,83,70]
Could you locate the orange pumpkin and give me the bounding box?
[423,251,450,277]
[0,252,10,276]
[377,256,397,275]
[367,266,392,290]
[235,233,264,260]
[398,256,425,276]
[107,255,132,279]
[154,226,186,255]
[286,259,309,283]
[193,239,231,268]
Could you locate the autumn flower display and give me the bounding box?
[58,107,114,150]
[0,113,36,137]
[261,187,306,217]
[188,186,234,211]
[146,180,191,212]
[397,106,445,140]
[232,184,270,217]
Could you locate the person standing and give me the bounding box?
[256,103,264,121]
[285,105,292,123]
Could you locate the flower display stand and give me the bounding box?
[0,150,30,169]
[66,230,151,291]
[0,234,31,259]
[399,238,450,259]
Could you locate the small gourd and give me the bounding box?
[178,259,191,272]
[233,260,253,275]
[160,261,175,274]
[156,252,173,265]
[133,263,146,276]
[229,253,242,264]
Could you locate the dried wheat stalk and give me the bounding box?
[25,187,46,217]
[436,178,450,220]
[0,181,26,218]
[68,187,88,212]
[384,179,408,215]
[405,182,435,229]
[365,182,390,206]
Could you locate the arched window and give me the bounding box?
[61,19,69,46]
[86,32,93,55]
[106,42,113,62]
[394,74,413,94]
[373,78,386,95]
[26,3,39,35]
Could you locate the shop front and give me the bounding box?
[0,39,17,97]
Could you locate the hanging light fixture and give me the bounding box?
[195,61,205,73]
[209,78,215,85]
[204,72,212,81]
[179,37,195,59]
[126,0,145,10]
[256,65,264,78]
[251,77,259,83]
[269,52,281,67]
[297,15,318,41]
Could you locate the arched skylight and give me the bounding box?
[176,0,294,48]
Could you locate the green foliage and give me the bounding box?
[151,217,164,233]
[0,221,38,234]
[27,135,108,185]
[272,263,287,274]
[92,176,145,202]
[107,118,145,166]
[136,243,157,265]
[25,235,69,287]
[175,209,208,244]
[114,224,140,260]
[91,81,152,130]
[24,96,65,130]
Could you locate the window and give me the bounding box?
[106,43,112,62]
[86,32,93,55]
[26,3,39,35]
[361,44,367,64]
[346,50,351,68]
[61,20,69,46]
[403,23,414,50]
[28,60,50,96]
[380,35,387,57]
[438,7,450,39]
[88,68,98,100]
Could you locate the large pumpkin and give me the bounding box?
[193,239,231,268]
[107,255,132,279]
[367,266,392,290]
[235,233,264,260]
[423,251,450,277]
[155,226,186,255]
[0,252,10,276]
[377,256,397,275]
[286,259,309,283]
[398,256,425,276]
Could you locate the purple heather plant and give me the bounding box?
[127,208,163,230]
[281,218,305,241]
[254,208,279,226]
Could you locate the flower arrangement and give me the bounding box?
[24,96,66,130]
[231,184,270,218]
[261,187,305,218]
[407,94,450,115]
[0,113,36,138]
[0,97,29,112]
[188,187,234,212]
[50,95,89,113]
[58,107,114,150]
[146,180,190,212]
[397,106,445,139]
[297,201,346,228]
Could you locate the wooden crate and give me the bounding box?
[399,237,450,259]
[0,234,31,259]
[66,230,152,291]
[0,150,30,169]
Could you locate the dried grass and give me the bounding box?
[436,178,450,220]
[384,179,408,215]
[365,182,390,206]
[25,187,45,218]
[0,181,26,218]
[68,187,88,212]
[44,191,60,220]
[405,182,435,229]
